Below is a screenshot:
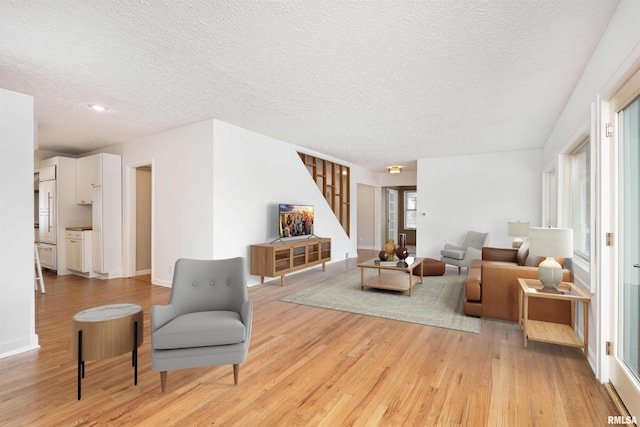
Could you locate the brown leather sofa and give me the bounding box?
[464,242,571,324]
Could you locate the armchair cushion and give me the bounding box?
[440,248,465,260]
[153,311,246,350]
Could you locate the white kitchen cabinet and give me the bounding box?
[90,153,122,277]
[38,156,91,275]
[76,155,102,204]
[65,229,92,273]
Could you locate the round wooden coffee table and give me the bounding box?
[71,304,144,400]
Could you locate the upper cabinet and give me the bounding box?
[76,153,122,277]
[76,155,103,204]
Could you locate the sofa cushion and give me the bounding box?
[516,241,529,266]
[153,311,245,350]
[525,255,544,267]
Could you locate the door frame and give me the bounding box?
[605,66,640,418]
[122,160,154,280]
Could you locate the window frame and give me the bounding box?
[403,190,417,230]
[568,139,591,262]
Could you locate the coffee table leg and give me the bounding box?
[409,273,413,296]
[77,330,82,400]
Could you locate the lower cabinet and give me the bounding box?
[65,230,92,274]
[37,243,57,271]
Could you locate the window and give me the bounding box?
[543,168,557,227]
[404,191,417,230]
[570,141,590,260]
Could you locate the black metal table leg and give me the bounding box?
[133,320,138,385]
[77,330,82,400]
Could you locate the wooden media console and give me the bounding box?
[250,237,331,286]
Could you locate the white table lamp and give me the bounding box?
[528,227,573,288]
[507,221,529,248]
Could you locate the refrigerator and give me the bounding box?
[38,166,57,270]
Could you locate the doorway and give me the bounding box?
[383,186,417,251]
[135,166,152,276]
[123,161,153,280]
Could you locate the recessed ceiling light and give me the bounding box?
[88,104,107,112]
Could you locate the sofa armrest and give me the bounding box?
[482,247,518,263]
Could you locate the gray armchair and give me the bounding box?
[151,257,252,392]
[440,231,490,274]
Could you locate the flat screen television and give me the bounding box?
[279,204,314,238]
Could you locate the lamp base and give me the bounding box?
[512,237,524,248]
[538,257,563,288]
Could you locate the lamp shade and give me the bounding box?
[507,221,529,237]
[528,227,573,258]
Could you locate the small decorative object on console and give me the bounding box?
[396,233,409,267]
[385,239,397,260]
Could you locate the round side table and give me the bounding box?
[71,304,144,400]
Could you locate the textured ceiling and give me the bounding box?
[0,1,619,172]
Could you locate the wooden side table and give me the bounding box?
[517,278,590,356]
[71,304,144,400]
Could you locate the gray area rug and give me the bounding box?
[280,268,480,333]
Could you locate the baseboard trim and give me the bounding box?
[605,382,636,425]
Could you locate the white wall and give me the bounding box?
[101,120,215,286]
[0,88,39,358]
[356,184,376,250]
[212,120,353,285]
[99,118,363,287]
[417,149,543,259]
[544,0,640,163]
[379,170,418,187]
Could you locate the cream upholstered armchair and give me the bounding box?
[151,257,253,392]
[440,231,490,274]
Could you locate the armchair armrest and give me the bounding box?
[241,300,253,342]
[443,243,461,251]
[482,247,518,263]
[150,304,177,333]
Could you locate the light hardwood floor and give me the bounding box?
[1,251,619,426]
